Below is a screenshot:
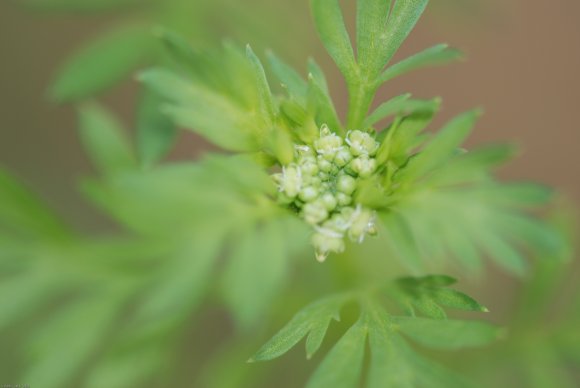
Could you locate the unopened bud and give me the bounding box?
[299,186,319,202]
[346,130,378,156]
[320,192,338,211]
[350,155,377,178]
[303,201,329,225]
[337,174,356,195]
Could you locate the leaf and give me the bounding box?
[0,167,71,240]
[267,51,308,101]
[305,317,367,388]
[394,316,501,350]
[356,0,392,78]
[135,89,177,167]
[222,218,304,328]
[375,0,429,72]
[307,74,342,133]
[139,68,261,151]
[249,294,350,361]
[24,291,122,388]
[51,24,152,101]
[378,44,463,85]
[246,45,276,121]
[399,110,480,183]
[77,102,137,175]
[310,0,357,82]
[364,95,440,128]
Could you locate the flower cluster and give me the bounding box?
[273,126,379,262]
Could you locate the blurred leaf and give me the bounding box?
[307,74,342,133]
[246,45,275,121]
[310,0,357,82]
[378,44,463,84]
[394,316,501,350]
[77,102,137,175]
[51,24,152,101]
[136,89,177,167]
[267,51,307,102]
[0,167,71,240]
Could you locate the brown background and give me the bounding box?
[0,1,578,236]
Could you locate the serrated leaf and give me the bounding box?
[51,24,152,101]
[136,89,177,167]
[306,317,367,388]
[77,102,137,175]
[250,294,350,362]
[310,0,357,82]
[378,44,463,85]
[394,316,501,350]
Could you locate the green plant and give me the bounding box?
[0,0,576,387]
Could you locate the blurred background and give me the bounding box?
[0,0,578,386]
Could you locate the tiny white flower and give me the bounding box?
[350,155,377,178]
[346,130,378,156]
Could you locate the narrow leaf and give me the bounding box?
[378,44,463,85]
[356,0,392,77]
[51,24,152,101]
[267,51,308,101]
[246,45,275,121]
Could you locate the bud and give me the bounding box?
[314,125,344,160]
[320,192,338,211]
[346,130,378,156]
[350,155,377,178]
[312,228,345,262]
[279,165,302,197]
[299,156,319,176]
[336,192,352,206]
[317,156,334,173]
[348,206,376,243]
[334,148,353,167]
[337,174,356,195]
[299,186,319,202]
[302,201,329,225]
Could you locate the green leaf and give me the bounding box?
[24,291,122,388]
[307,74,342,133]
[77,103,137,175]
[249,294,350,361]
[310,0,357,82]
[399,110,480,183]
[136,89,177,167]
[0,168,71,240]
[306,317,367,388]
[51,24,152,101]
[394,316,501,350]
[267,51,308,101]
[223,218,305,328]
[375,0,429,72]
[364,95,440,128]
[139,68,261,152]
[246,45,276,121]
[378,44,463,85]
[356,0,392,78]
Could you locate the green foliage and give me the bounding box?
[252,279,500,387]
[2,0,576,386]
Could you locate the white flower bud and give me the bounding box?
[300,156,319,176]
[334,148,353,167]
[337,174,356,195]
[348,206,376,243]
[317,156,334,173]
[336,192,352,206]
[312,228,345,262]
[350,155,377,178]
[303,201,329,225]
[314,125,343,160]
[346,130,378,156]
[280,165,302,197]
[320,192,338,211]
[299,186,319,202]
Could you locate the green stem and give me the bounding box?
[347,81,375,130]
